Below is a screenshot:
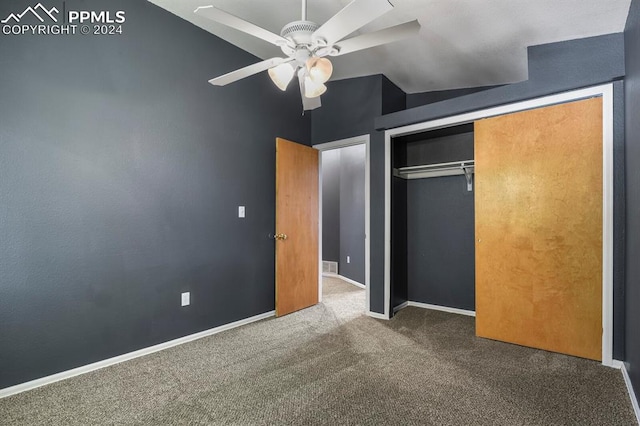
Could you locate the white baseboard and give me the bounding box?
[393,301,409,313]
[367,311,389,320]
[336,275,366,289]
[322,273,366,289]
[611,359,625,369]
[405,301,476,317]
[621,362,640,425]
[0,310,275,400]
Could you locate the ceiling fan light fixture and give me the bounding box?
[268,62,295,91]
[304,75,327,98]
[306,57,333,84]
[196,0,422,110]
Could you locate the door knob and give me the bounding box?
[274,233,288,241]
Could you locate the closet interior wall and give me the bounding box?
[392,124,476,313]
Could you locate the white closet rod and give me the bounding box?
[394,160,474,179]
[394,160,474,191]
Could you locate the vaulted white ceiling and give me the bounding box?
[149,0,632,94]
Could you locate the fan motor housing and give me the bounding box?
[280,20,319,46]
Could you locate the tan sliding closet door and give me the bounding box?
[474,97,603,360]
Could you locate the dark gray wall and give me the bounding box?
[406,177,475,310]
[391,141,477,312]
[394,128,475,311]
[0,0,309,389]
[339,145,366,284]
[625,0,640,401]
[321,150,341,262]
[613,80,626,363]
[401,128,475,166]
[321,146,366,284]
[312,75,385,312]
[391,175,408,308]
[384,77,409,310]
[382,76,408,114]
[377,33,627,359]
[406,86,500,109]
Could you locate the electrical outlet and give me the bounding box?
[347,256,350,264]
[181,292,190,307]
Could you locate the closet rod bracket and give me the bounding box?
[463,167,473,192]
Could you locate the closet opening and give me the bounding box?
[390,123,476,317]
[383,84,615,365]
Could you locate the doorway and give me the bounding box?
[313,135,371,314]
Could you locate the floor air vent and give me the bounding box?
[322,261,338,274]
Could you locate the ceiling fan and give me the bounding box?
[195,0,420,110]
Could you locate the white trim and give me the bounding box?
[323,272,366,289]
[338,275,365,289]
[384,133,392,319]
[365,136,371,318]
[366,311,388,320]
[317,148,323,303]
[601,83,614,366]
[406,301,476,317]
[621,362,640,425]
[393,301,409,313]
[611,359,625,369]
[314,135,371,314]
[384,84,615,366]
[0,310,275,400]
[313,136,368,150]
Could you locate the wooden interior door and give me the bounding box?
[474,97,603,360]
[275,138,319,316]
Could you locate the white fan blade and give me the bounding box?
[312,0,393,46]
[298,71,322,111]
[195,5,289,47]
[331,20,420,56]
[209,57,289,86]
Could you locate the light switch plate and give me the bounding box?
[347,256,350,263]
[238,206,245,218]
[181,292,190,307]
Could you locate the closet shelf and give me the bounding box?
[394,160,474,180]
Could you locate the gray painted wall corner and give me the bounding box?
[625,0,640,403]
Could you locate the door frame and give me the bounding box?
[313,135,371,314]
[384,84,614,366]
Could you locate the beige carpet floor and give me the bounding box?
[0,276,636,425]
